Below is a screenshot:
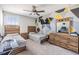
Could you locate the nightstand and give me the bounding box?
[20,33,28,39]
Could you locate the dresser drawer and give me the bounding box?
[55,37,68,44]
[59,42,68,48]
[48,40,55,44]
[54,41,68,48]
[68,41,78,47]
[49,33,79,53]
[67,45,78,53]
[69,36,78,43]
[49,34,56,39]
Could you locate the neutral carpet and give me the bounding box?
[17,39,77,55]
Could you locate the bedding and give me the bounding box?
[29,32,47,44]
[29,25,52,44]
[0,34,26,53]
[0,37,2,42]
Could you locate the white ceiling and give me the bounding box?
[0,4,79,18]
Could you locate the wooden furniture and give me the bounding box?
[4,25,26,55]
[28,26,36,33]
[8,46,26,55]
[4,25,20,34]
[0,46,26,55]
[20,33,28,39]
[48,33,79,53]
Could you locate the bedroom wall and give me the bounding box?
[40,5,79,33]
[0,8,4,36]
[48,10,79,34]
[19,15,35,33]
[64,11,79,34]
[0,9,3,26]
[3,11,35,33]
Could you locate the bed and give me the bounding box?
[0,25,26,55]
[28,25,52,44]
[29,32,48,44]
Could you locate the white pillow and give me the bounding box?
[42,26,50,34]
[7,33,19,36]
[70,34,78,36]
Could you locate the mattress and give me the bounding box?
[29,32,47,43]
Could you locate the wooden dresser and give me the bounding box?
[48,33,79,53]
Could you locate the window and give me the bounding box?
[4,12,19,25]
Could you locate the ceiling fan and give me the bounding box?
[23,5,45,16]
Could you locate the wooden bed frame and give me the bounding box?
[4,25,20,34]
[4,25,26,55]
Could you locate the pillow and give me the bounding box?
[29,32,36,34]
[7,33,19,36]
[70,34,78,36]
[42,26,50,34]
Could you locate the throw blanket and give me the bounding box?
[0,34,26,53]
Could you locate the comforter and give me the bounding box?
[0,34,26,53]
[29,32,47,44]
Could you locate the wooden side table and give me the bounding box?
[20,33,28,39]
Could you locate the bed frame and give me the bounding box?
[4,25,20,34]
[3,25,26,55]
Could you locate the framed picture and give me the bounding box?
[56,17,70,33]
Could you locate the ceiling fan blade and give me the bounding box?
[56,8,65,13]
[23,10,32,12]
[36,12,40,16]
[35,10,45,12]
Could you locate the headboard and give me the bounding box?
[28,26,36,33]
[4,25,20,34]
